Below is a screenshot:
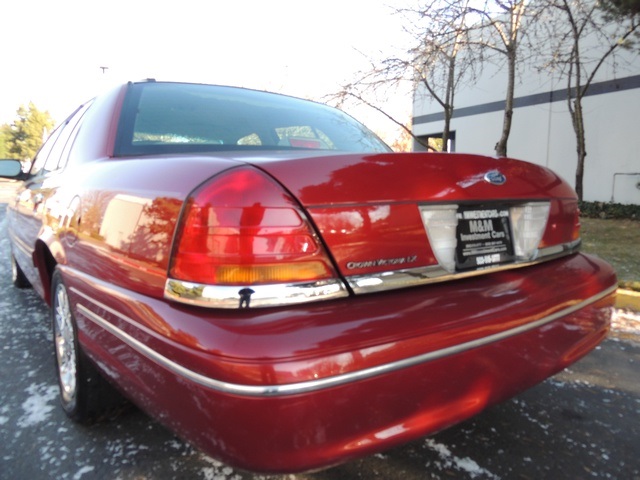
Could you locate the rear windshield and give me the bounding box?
[114,82,390,156]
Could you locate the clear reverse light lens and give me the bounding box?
[510,202,550,260]
[420,205,459,273]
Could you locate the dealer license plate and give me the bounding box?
[455,205,515,270]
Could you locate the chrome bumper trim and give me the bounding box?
[163,239,581,307]
[164,278,349,309]
[73,283,615,398]
[347,239,581,295]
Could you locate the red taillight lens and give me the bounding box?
[170,167,337,285]
[539,199,581,249]
[571,207,581,242]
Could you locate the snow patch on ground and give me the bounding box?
[424,438,500,479]
[17,382,59,428]
[73,465,95,479]
[200,455,242,480]
[512,399,551,433]
[612,308,640,336]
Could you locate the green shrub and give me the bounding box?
[579,201,640,220]
[619,280,640,292]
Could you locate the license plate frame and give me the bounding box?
[455,205,515,271]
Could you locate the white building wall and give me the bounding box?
[412,17,640,204]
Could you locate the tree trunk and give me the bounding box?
[571,97,587,201]
[442,106,453,151]
[495,46,516,157]
[441,54,457,152]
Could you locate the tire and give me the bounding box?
[51,269,128,423]
[11,253,31,289]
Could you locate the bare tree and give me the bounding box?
[332,0,478,152]
[541,0,639,200]
[469,0,530,157]
[409,0,476,150]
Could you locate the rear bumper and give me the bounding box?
[64,253,616,473]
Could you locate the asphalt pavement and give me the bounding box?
[1,200,639,480]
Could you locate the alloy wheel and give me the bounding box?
[53,283,77,405]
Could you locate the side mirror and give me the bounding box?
[0,159,26,179]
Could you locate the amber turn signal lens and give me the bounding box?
[215,262,333,284]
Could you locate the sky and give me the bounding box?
[1,0,415,140]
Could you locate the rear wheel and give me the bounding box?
[11,253,31,288]
[51,269,128,423]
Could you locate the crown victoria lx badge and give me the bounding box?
[484,170,507,185]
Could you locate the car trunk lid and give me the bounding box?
[249,152,579,287]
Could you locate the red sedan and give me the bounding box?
[0,81,616,473]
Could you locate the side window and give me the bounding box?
[30,102,92,176]
[29,124,65,176]
[58,101,93,168]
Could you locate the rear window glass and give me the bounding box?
[114,82,390,156]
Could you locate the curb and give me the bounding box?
[616,289,640,312]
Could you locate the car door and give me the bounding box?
[8,103,92,294]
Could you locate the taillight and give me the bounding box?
[538,199,581,250]
[571,207,581,242]
[510,202,551,260]
[420,205,459,273]
[166,167,348,308]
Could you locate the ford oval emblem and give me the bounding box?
[484,170,506,185]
